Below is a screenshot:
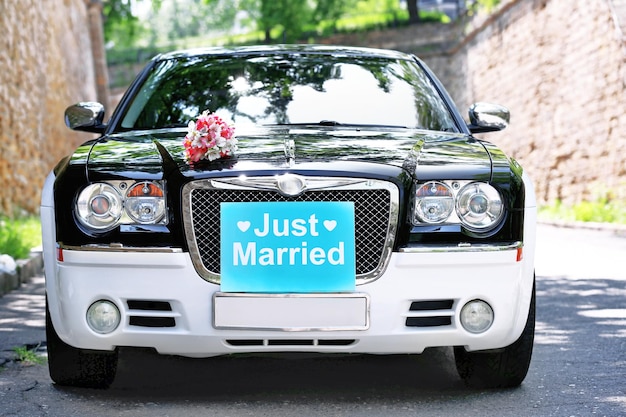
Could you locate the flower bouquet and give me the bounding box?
[183,110,237,163]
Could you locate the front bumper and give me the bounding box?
[46,240,535,358]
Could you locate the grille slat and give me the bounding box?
[183,177,398,284]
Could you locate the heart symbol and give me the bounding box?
[323,220,337,232]
[237,221,251,233]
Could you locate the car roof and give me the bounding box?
[153,44,415,63]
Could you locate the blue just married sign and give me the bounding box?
[220,201,356,293]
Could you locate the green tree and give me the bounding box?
[209,0,355,43]
[238,0,311,43]
[102,0,161,47]
[312,0,356,33]
[163,0,224,39]
[139,0,238,47]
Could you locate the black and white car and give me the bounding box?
[41,45,536,389]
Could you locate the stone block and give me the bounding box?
[0,271,19,296]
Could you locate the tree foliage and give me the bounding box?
[211,0,357,43]
[159,0,238,40]
[402,0,503,24]
[258,0,311,43]
[466,0,502,15]
[473,0,502,11]
[102,0,503,49]
[102,0,160,47]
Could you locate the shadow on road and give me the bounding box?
[0,276,46,356]
[75,348,468,401]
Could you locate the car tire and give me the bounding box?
[46,299,118,388]
[454,278,535,389]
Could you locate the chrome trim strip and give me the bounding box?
[209,175,368,193]
[213,292,370,331]
[398,241,522,254]
[59,243,183,253]
[182,175,400,285]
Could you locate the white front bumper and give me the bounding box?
[46,241,535,358]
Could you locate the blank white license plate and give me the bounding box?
[213,293,369,331]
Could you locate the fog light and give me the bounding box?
[86,300,121,334]
[460,300,494,334]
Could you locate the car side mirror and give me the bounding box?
[64,102,107,133]
[467,102,510,133]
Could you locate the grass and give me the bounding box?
[12,344,46,366]
[538,198,626,225]
[0,215,41,260]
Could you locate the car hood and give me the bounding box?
[83,127,493,181]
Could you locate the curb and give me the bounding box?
[0,249,44,297]
[538,220,626,236]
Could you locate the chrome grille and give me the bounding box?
[183,176,399,284]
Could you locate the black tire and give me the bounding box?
[454,279,535,389]
[46,299,118,388]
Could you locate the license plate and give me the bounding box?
[220,201,356,293]
[213,293,369,330]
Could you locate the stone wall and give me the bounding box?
[322,0,626,205]
[461,0,626,205]
[0,0,97,214]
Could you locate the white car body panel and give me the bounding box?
[41,170,536,358]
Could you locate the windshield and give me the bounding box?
[119,52,458,132]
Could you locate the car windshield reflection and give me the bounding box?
[119,53,458,133]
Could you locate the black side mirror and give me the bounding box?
[64,102,107,133]
[467,102,510,133]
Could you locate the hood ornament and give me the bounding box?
[284,138,296,166]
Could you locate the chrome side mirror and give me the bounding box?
[64,102,106,133]
[468,102,510,133]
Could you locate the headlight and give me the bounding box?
[456,183,504,230]
[412,181,504,232]
[76,183,123,231]
[75,181,167,233]
[125,182,166,224]
[413,181,454,224]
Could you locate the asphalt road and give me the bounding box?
[1,224,625,417]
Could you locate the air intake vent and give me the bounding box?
[225,339,356,347]
[126,299,178,328]
[129,316,176,327]
[406,316,452,327]
[127,300,172,311]
[406,299,455,328]
[409,300,454,311]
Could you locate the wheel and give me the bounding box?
[454,280,535,389]
[46,299,118,388]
